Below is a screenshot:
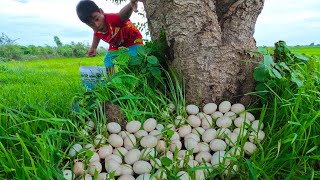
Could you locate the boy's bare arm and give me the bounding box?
[91,36,100,49]
[88,36,100,57]
[118,0,143,22]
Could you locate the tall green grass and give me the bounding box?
[245,52,320,179]
[0,111,77,179]
[0,57,103,114]
[0,57,106,179]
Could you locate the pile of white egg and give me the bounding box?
[63,101,265,180]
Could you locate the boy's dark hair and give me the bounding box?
[76,0,100,24]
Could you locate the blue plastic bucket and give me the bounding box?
[79,66,106,90]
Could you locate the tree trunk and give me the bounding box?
[143,0,265,105]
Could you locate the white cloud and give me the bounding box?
[254,0,320,46]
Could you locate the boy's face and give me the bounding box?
[87,9,106,32]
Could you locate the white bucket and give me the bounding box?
[79,66,106,90]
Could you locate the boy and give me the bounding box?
[76,0,144,74]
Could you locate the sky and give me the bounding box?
[0,0,319,47]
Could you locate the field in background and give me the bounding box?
[292,46,320,56]
[0,56,103,113]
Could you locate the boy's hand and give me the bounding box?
[87,47,97,57]
[130,0,144,13]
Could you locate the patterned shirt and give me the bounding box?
[94,13,143,51]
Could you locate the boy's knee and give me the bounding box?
[104,53,117,68]
[104,59,114,68]
[128,44,143,57]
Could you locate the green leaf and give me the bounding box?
[266,80,276,88]
[122,75,138,90]
[253,63,268,82]
[245,159,257,180]
[111,75,123,86]
[141,67,147,74]
[268,68,275,78]
[255,83,268,94]
[306,146,318,154]
[113,53,130,66]
[263,55,274,67]
[257,47,268,55]
[86,150,94,158]
[166,129,174,138]
[145,47,153,55]
[294,53,309,61]
[128,57,142,66]
[255,83,268,100]
[291,133,298,144]
[279,62,290,71]
[272,68,282,79]
[137,46,147,56]
[291,72,304,87]
[161,157,172,167]
[147,56,159,65]
[274,64,282,72]
[149,67,162,79]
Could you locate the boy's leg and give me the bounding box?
[128,44,143,57]
[104,51,117,76]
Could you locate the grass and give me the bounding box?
[245,48,320,179]
[0,56,103,114]
[0,56,105,179]
[0,46,319,179]
[291,46,320,56]
[0,113,76,179]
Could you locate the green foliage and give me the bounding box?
[0,33,108,61]
[71,41,182,123]
[71,91,100,116]
[248,41,320,178]
[250,59,320,179]
[112,45,163,88]
[252,41,313,103]
[144,31,168,69]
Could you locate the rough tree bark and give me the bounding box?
[143,0,265,105]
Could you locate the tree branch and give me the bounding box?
[215,0,265,47]
[218,0,245,25]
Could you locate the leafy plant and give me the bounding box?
[144,31,168,69]
[252,41,310,103]
[112,45,163,89]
